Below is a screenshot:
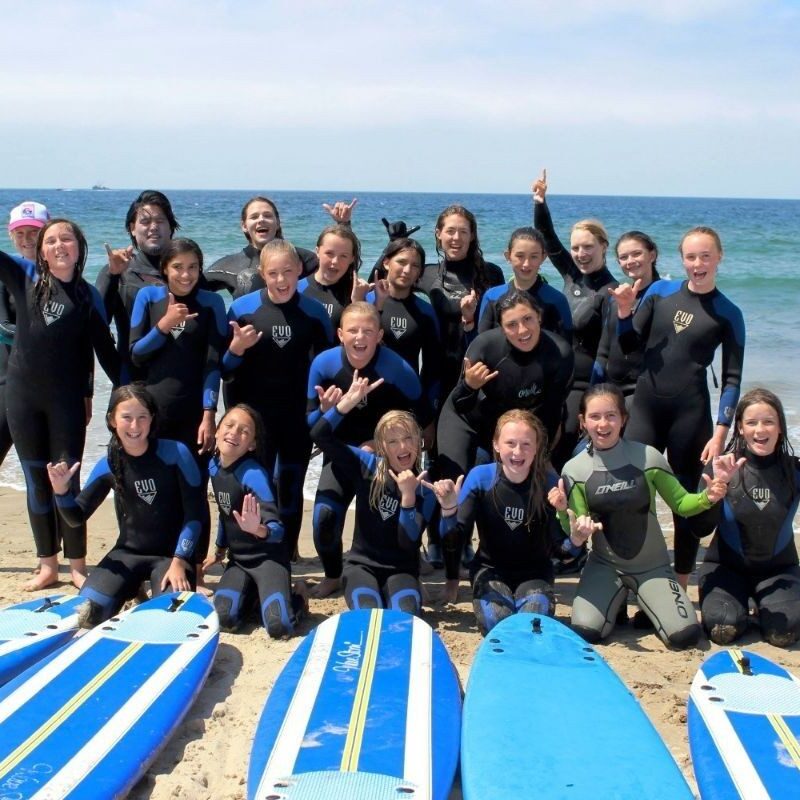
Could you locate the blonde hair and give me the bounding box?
[340,300,380,328]
[259,238,300,271]
[571,219,609,249]
[369,410,422,511]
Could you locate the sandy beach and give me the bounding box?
[0,486,798,799]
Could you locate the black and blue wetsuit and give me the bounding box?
[311,407,437,615]
[0,250,120,559]
[0,282,16,464]
[298,273,350,329]
[209,453,305,637]
[440,463,567,634]
[477,276,573,344]
[306,345,432,579]
[223,289,333,554]
[694,451,800,647]
[54,438,203,624]
[618,279,746,575]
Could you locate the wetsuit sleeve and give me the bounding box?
[306,350,337,428]
[214,516,227,549]
[533,200,577,281]
[0,285,15,344]
[241,464,284,543]
[618,284,656,354]
[396,489,430,551]
[562,473,591,533]
[88,286,121,386]
[129,287,169,365]
[647,448,713,516]
[0,250,35,298]
[221,303,245,376]
[54,458,114,527]
[716,302,746,426]
[172,442,204,561]
[202,293,228,411]
[440,469,481,580]
[591,301,613,384]
[419,303,443,411]
[477,293,497,334]
[310,408,376,482]
[95,265,123,329]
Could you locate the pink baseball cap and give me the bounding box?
[8,201,50,232]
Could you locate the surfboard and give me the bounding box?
[247,608,461,800]
[0,595,86,687]
[461,613,693,799]
[688,647,800,799]
[0,591,218,799]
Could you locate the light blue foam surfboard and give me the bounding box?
[461,613,693,799]
[688,648,800,799]
[247,608,461,800]
[0,591,218,799]
[0,595,86,687]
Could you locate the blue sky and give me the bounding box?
[2,0,798,197]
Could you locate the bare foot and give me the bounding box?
[24,558,59,592]
[70,558,88,589]
[293,579,310,612]
[311,576,341,599]
[195,584,214,597]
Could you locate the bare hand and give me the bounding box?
[316,384,343,414]
[161,558,192,592]
[701,475,730,504]
[463,358,499,391]
[567,509,602,545]
[351,276,374,303]
[46,460,81,495]
[388,468,420,506]
[232,493,264,536]
[610,280,642,319]
[547,478,568,512]
[336,369,385,414]
[711,453,746,484]
[229,320,263,355]
[531,169,548,203]
[158,292,198,333]
[420,474,464,511]
[322,198,358,223]
[201,553,223,574]
[105,243,135,275]
[197,412,216,454]
[373,278,390,309]
[460,290,478,322]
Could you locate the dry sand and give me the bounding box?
[0,487,798,799]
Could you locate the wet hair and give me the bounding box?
[216,403,269,467]
[497,291,543,324]
[382,237,426,270]
[727,387,796,496]
[571,219,609,264]
[370,410,422,511]
[34,218,91,320]
[578,384,628,452]
[615,230,659,267]
[340,300,380,328]
[125,190,179,246]
[435,205,494,297]
[679,226,723,256]
[105,383,159,517]
[492,409,550,522]
[259,238,301,271]
[506,226,547,253]
[241,196,283,242]
[159,237,204,276]
[316,224,362,304]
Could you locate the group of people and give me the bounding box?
[1,175,797,650]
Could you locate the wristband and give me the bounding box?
[441,504,457,512]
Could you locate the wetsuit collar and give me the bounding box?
[744,447,778,469]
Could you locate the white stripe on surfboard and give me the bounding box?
[27,616,217,799]
[257,614,340,797]
[691,667,770,800]
[403,617,432,800]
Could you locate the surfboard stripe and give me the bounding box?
[767,713,800,769]
[0,641,144,780]
[341,609,383,771]
[403,616,433,800]
[691,668,771,800]
[256,613,340,796]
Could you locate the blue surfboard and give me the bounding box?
[247,608,461,800]
[461,613,693,799]
[0,595,86,687]
[0,591,218,799]
[688,648,800,799]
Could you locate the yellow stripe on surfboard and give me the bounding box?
[340,609,383,772]
[0,640,144,780]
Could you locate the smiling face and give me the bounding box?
[40,222,80,279]
[382,424,419,472]
[681,232,721,293]
[616,236,657,285]
[580,394,626,450]
[163,252,200,296]
[494,420,538,483]
[110,398,152,457]
[506,238,546,289]
[738,401,781,457]
[500,302,541,352]
[130,204,172,256]
[384,247,422,296]
[261,251,301,303]
[435,213,473,262]
[215,407,257,467]
[315,233,354,286]
[338,310,383,368]
[241,200,279,250]
[9,226,40,261]
[570,228,606,274]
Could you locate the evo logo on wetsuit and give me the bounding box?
[751,487,770,511]
[272,324,292,348]
[218,491,232,515]
[42,301,66,326]
[169,321,185,339]
[323,303,334,317]
[595,480,636,494]
[390,317,407,338]
[504,506,524,530]
[134,478,157,505]
[378,494,399,521]
[672,310,694,333]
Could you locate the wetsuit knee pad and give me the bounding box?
[213,589,242,631]
[760,605,800,648]
[473,597,513,636]
[349,587,383,611]
[389,588,421,616]
[79,586,117,626]
[666,623,701,650]
[261,592,293,639]
[702,595,747,644]
[313,503,344,550]
[516,590,554,616]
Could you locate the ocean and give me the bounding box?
[1,188,798,498]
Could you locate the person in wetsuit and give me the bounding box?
[554,384,738,649]
[477,226,572,343]
[47,384,203,626]
[532,170,618,468]
[202,404,307,637]
[0,218,120,591]
[692,388,800,647]
[223,239,333,560]
[613,226,746,588]
[306,301,433,597]
[310,373,436,615]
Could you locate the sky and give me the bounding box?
[2,0,799,198]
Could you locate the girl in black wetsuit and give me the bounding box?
[0,219,120,591]
[693,388,800,647]
[417,205,505,407]
[310,372,436,616]
[613,226,746,588]
[47,384,204,626]
[532,170,618,468]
